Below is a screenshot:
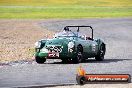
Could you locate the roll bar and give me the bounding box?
[65,26,94,40]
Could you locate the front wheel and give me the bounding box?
[95,44,105,61]
[35,56,46,64]
[61,58,71,64]
[72,45,83,63]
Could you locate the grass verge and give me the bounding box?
[0,6,132,19]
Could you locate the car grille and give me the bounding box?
[46,45,62,53]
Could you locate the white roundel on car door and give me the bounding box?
[92,43,96,52]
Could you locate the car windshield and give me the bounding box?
[54,31,77,38]
[54,30,87,40]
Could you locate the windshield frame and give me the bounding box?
[54,30,78,38]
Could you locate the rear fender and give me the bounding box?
[95,39,106,54]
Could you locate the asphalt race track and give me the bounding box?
[0,18,132,87]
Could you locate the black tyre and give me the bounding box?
[35,56,46,64]
[95,44,106,61]
[73,45,83,63]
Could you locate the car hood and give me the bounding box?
[45,38,70,46]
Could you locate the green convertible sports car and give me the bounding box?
[35,26,106,64]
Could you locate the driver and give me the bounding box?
[54,27,71,38]
[78,33,86,40]
[63,26,70,31]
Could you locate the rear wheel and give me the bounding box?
[95,44,105,61]
[35,56,46,64]
[72,45,83,63]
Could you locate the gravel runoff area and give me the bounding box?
[0,18,132,88]
[0,19,54,63]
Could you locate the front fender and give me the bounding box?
[35,39,48,52]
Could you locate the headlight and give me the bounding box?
[35,41,41,48]
[68,41,75,49]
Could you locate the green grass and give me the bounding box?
[0,0,132,7]
[0,0,132,19]
[0,6,131,19]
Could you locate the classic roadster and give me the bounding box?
[35,26,106,64]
